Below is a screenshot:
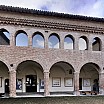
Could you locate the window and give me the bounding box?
[79,36,88,50]
[32,32,44,48]
[48,33,60,49]
[64,35,74,49]
[15,30,28,46]
[92,37,101,51]
[0,29,10,45]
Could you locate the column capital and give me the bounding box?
[44,71,50,73]
[9,70,16,74]
[99,72,104,75]
[74,71,80,74]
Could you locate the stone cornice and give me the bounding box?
[0,16,104,34]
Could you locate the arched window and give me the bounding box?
[0,28,10,45]
[92,37,101,51]
[15,30,28,46]
[79,36,88,50]
[32,32,44,48]
[64,35,74,49]
[48,33,60,49]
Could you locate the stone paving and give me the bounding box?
[0,96,104,104]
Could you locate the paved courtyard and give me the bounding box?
[0,96,104,104]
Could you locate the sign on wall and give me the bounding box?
[52,77,61,87]
[39,79,44,89]
[64,78,73,87]
[83,78,91,87]
[16,79,22,90]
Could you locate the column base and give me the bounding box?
[44,92,50,97]
[74,91,80,96]
[99,88,104,95]
[9,92,16,98]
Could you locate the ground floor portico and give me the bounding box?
[0,60,103,97]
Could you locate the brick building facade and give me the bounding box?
[0,5,104,97]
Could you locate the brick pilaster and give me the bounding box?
[74,72,80,96]
[44,71,50,96]
[9,70,16,97]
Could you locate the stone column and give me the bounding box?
[60,35,64,49]
[44,32,49,49]
[74,36,79,50]
[44,71,50,96]
[99,72,104,95]
[28,34,32,47]
[10,31,15,46]
[9,70,16,97]
[74,72,80,96]
[88,35,92,51]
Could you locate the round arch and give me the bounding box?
[0,58,10,71]
[15,30,28,46]
[48,33,60,48]
[32,32,45,48]
[79,62,100,92]
[16,60,44,71]
[0,61,10,94]
[32,32,44,38]
[16,60,44,93]
[0,28,10,45]
[0,28,9,33]
[15,30,27,37]
[80,62,100,72]
[64,35,74,49]
[0,61,9,71]
[79,62,101,73]
[49,61,75,92]
[92,37,102,51]
[79,36,89,50]
[49,61,75,73]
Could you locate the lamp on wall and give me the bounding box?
[67,69,72,74]
[10,64,13,67]
[69,69,72,74]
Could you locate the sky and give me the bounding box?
[0,0,104,18]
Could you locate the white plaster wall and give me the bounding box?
[50,66,74,92]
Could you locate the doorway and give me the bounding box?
[26,75,37,92]
[79,78,82,90]
[5,79,9,93]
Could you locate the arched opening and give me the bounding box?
[79,36,88,50]
[32,32,44,48]
[79,63,100,95]
[0,28,10,45]
[0,61,9,94]
[64,35,74,49]
[92,37,101,51]
[16,60,43,93]
[48,33,60,49]
[15,30,28,46]
[50,61,74,94]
